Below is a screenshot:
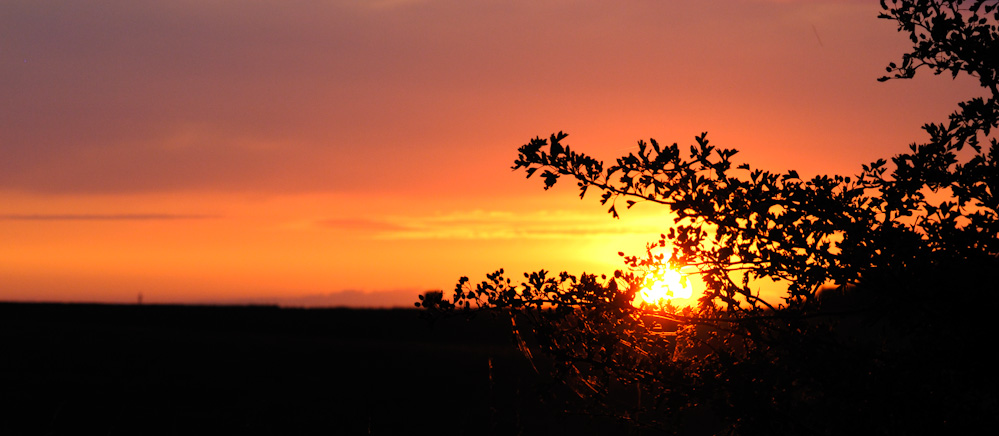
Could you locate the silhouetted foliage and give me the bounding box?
[420,1,999,434]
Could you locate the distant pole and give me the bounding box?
[138,293,143,305]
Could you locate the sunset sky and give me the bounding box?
[1,0,985,306]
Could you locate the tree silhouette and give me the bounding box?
[420,1,999,434]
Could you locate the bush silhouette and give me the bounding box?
[420,1,999,434]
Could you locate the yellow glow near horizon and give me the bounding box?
[639,268,692,306]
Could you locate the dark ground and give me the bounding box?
[0,302,641,435]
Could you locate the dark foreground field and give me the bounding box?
[0,302,645,435]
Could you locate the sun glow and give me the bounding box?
[639,268,692,305]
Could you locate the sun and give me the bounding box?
[639,268,692,305]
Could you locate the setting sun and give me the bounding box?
[639,268,692,306]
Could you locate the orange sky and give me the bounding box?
[0,0,986,306]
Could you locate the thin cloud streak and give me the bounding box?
[323,209,669,240]
[318,218,410,232]
[0,213,220,221]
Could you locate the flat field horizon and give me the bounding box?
[0,288,432,309]
[0,301,661,435]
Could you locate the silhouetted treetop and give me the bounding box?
[419,1,999,434]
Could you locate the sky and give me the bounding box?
[0,0,986,307]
